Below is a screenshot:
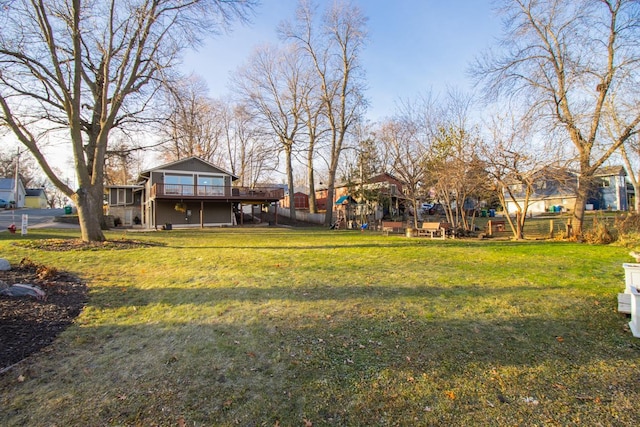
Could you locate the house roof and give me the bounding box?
[25,188,46,197]
[317,171,407,191]
[594,165,626,177]
[138,156,238,180]
[0,178,16,190]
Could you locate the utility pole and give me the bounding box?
[13,148,20,209]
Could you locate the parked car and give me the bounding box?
[0,198,8,209]
[420,203,433,212]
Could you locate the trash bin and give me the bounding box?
[481,209,487,217]
[64,205,72,214]
[489,209,496,217]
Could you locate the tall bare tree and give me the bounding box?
[299,74,325,214]
[234,44,307,221]
[0,0,255,241]
[281,0,368,226]
[474,0,640,236]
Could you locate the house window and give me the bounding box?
[111,188,133,205]
[165,174,194,195]
[601,178,610,188]
[197,175,224,196]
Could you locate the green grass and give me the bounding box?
[0,228,639,426]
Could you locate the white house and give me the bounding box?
[0,177,26,208]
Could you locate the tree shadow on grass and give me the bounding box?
[3,304,638,426]
[87,282,562,309]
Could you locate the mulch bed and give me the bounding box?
[0,239,156,372]
[0,258,88,371]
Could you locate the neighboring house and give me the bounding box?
[314,172,407,222]
[591,166,630,211]
[25,188,48,209]
[105,185,143,226]
[137,157,284,229]
[505,165,630,215]
[0,177,26,208]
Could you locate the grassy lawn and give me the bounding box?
[0,228,638,426]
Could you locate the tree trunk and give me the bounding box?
[72,185,105,242]
[307,149,317,214]
[324,181,335,227]
[572,175,593,237]
[285,146,296,222]
[572,191,588,238]
[515,211,524,240]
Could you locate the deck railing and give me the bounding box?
[151,184,284,200]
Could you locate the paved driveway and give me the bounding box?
[0,208,70,232]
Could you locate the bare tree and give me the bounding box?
[281,0,368,226]
[222,101,276,188]
[0,147,39,188]
[160,75,227,164]
[104,136,147,185]
[234,44,307,221]
[378,116,430,229]
[0,0,255,241]
[428,125,487,234]
[299,73,326,214]
[424,91,488,233]
[482,113,549,239]
[474,0,640,236]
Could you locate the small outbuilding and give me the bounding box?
[25,188,48,209]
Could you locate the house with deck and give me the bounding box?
[136,157,284,229]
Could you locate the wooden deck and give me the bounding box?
[150,184,284,202]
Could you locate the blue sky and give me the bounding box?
[182,0,503,121]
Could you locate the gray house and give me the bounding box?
[138,157,284,229]
[105,184,143,226]
[505,166,631,215]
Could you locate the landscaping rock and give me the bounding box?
[0,259,10,271]
[0,283,46,300]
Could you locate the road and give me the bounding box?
[0,208,67,232]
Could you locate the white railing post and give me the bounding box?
[630,286,640,338]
